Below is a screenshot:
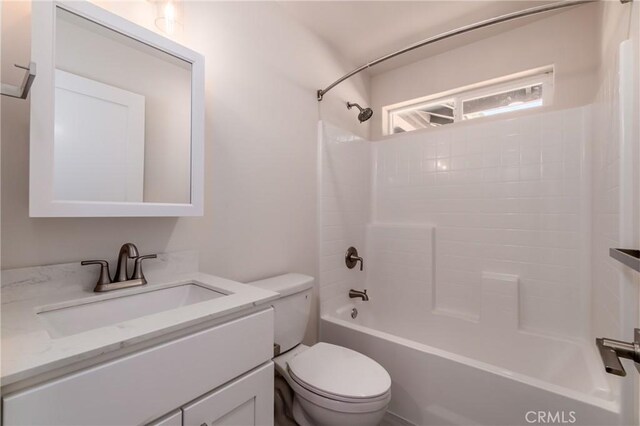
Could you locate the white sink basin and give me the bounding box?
[38,283,226,338]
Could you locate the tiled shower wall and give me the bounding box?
[320,108,592,340]
[372,109,590,338]
[318,123,371,313]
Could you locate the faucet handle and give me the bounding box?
[345,247,364,271]
[596,338,627,376]
[595,329,640,376]
[131,254,157,283]
[81,260,112,286]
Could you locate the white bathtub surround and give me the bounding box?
[322,107,593,337]
[373,107,590,339]
[318,108,621,425]
[0,252,278,387]
[328,223,615,424]
[480,272,519,331]
[319,122,372,313]
[366,224,520,330]
[365,223,434,319]
[356,222,611,409]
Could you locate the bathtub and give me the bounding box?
[321,302,622,426]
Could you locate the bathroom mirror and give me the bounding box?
[30,1,204,217]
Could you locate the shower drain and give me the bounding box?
[351,308,358,319]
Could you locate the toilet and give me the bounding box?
[249,274,391,426]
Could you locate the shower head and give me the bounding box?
[347,102,373,123]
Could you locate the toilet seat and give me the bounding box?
[287,343,391,403]
[287,369,391,415]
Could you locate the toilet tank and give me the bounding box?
[248,274,313,354]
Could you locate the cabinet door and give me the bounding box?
[183,362,274,426]
[148,410,182,426]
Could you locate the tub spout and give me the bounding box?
[349,289,369,301]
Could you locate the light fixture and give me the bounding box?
[154,0,183,35]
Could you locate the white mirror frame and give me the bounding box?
[30,0,204,217]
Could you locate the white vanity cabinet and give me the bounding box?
[2,308,275,426]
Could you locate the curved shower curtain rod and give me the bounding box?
[316,0,629,102]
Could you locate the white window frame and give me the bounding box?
[384,67,554,135]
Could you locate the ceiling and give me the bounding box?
[279,1,570,75]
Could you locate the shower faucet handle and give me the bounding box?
[595,329,640,376]
[345,246,364,271]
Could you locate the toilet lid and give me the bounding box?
[287,343,391,400]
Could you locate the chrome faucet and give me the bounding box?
[349,289,369,301]
[82,243,157,292]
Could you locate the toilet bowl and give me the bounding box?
[274,343,391,426]
[249,274,391,426]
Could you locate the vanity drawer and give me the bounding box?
[3,308,274,426]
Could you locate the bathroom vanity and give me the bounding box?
[0,252,278,425]
[2,2,277,423]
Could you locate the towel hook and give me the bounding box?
[1,62,36,100]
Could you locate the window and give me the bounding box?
[384,68,553,135]
[389,99,455,134]
[462,83,543,119]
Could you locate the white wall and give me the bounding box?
[0,0,369,343]
[370,4,600,139]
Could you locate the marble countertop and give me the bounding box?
[1,252,279,387]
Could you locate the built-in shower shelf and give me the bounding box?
[610,248,640,273]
